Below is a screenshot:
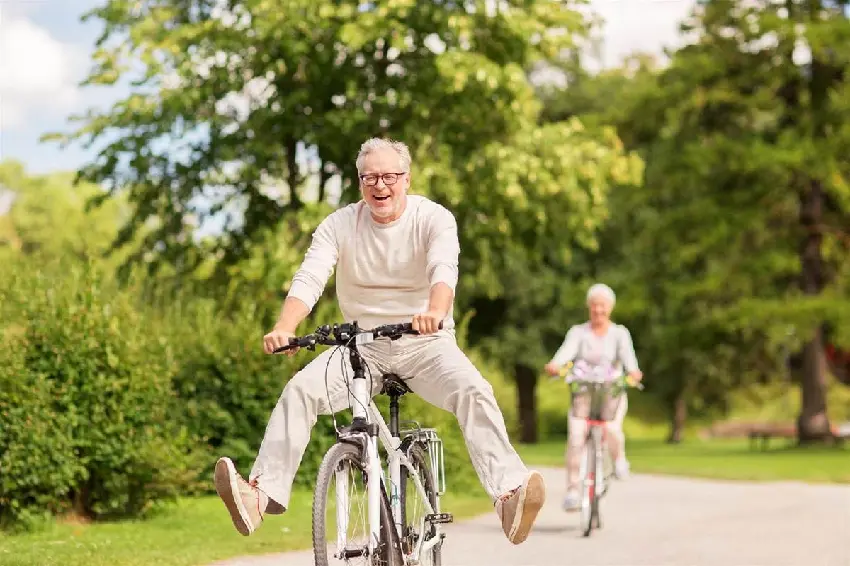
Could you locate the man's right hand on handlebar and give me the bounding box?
[263,326,297,356]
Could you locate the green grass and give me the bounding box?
[517,437,850,484]
[0,489,491,566]
[6,371,848,566]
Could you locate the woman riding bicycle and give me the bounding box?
[544,283,643,511]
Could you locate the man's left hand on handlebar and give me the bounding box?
[412,310,444,335]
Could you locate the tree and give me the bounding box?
[653,0,850,443]
[48,0,587,278]
[536,0,850,443]
[0,160,131,264]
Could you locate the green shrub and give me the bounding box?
[0,250,522,531]
[0,333,81,531]
[0,260,201,529]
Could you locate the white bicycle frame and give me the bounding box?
[332,336,446,563]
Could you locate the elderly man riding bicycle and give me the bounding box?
[213,137,546,546]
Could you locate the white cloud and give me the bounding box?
[0,10,87,132]
[584,0,697,70]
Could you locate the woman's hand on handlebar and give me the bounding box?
[264,326,297,356]
[626,370,643,385]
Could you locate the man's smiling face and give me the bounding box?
[358,147,409,223]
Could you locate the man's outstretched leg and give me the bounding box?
[395,333,546,545]
[214,345,387,535]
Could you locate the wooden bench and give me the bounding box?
[746,422,850,449]
[702,420,796,450]
[746,423,796,451]
[704,420,850,448]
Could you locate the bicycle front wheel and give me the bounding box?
[313,442,399,566]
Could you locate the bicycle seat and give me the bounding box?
[381,373,413,397]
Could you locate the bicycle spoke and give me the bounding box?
[400,444,442,566]
[323,457,373,565]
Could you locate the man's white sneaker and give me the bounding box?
[495,470,546,545]
[214,457,268,535]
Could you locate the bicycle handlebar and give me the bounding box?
[568,375,644,391]
[272,320,444,354]
[554,361,644,390]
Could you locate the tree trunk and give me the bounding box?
[797,326,833,442]
[667,391,687,444]
[514,363,538,444]
[825,342,850,386]
[318,161,330,204]
[285,138,303,209]
[797,177,832,443]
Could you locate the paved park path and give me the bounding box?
[209,467,850,566]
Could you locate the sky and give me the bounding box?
[0,0,697,176]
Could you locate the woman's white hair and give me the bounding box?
[586,283,616,307]
[355,137,412,173]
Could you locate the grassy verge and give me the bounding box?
[516,437,850,484]
[0,490,491,566]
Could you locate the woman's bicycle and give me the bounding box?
[274,320,450,566]
[559,361,642,537]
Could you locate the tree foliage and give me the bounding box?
[539,0,850,441]
[0,160,131,264]
[50,0,588,277]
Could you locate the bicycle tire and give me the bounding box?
[312,442,401,566]
[580,433,596,537]
[399,441,442,566]
[592,431,604,529]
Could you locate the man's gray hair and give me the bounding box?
[355,137,412,173]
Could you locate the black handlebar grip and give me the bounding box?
[272,335,312,354]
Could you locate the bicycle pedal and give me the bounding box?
[425,512,453,524]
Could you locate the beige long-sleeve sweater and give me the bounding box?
[287,195,460,331]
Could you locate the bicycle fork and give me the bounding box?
[579,425,606,505]
[348,357,383,556]
[589,424,608,497]
[366,434,382,553]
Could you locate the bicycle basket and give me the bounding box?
[570,385,624,421]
